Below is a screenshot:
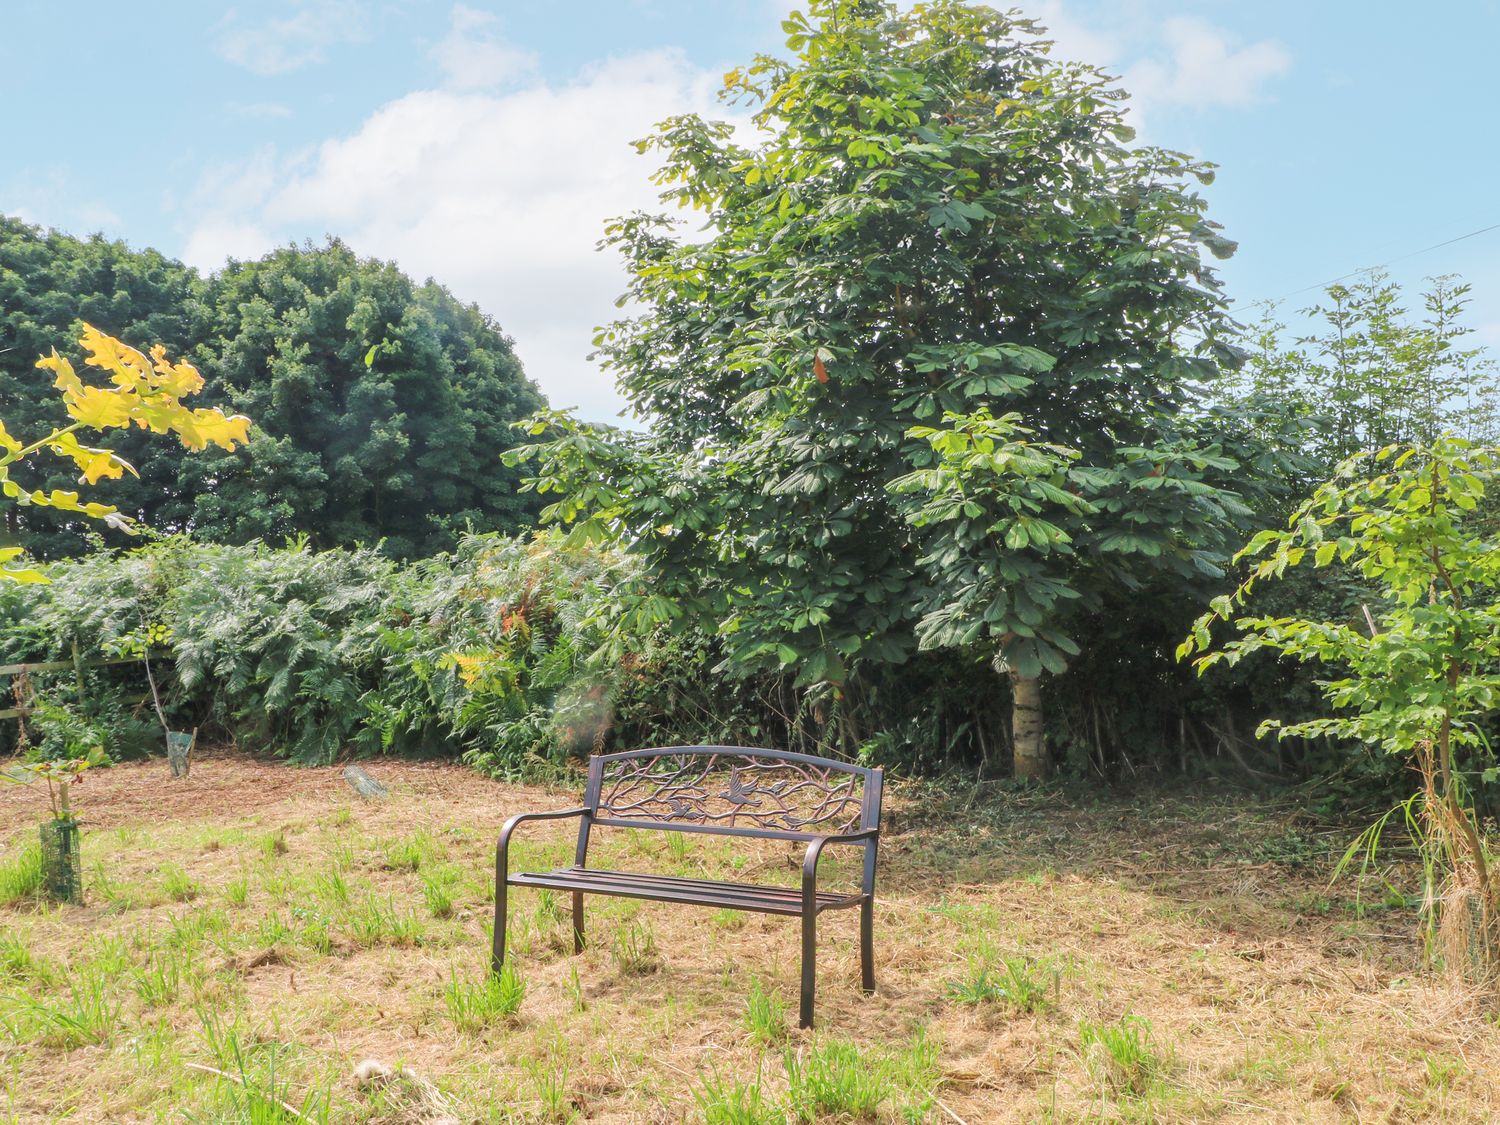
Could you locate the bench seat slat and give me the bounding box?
[509,866,865,916]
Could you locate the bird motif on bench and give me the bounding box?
[664,796,704,821]
[721,768,763,807]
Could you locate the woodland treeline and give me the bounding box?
[3,1,1498,801]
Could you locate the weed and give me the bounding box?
[290,904,335,955]
[744,979,788,1046]
[347,894,424,947]
[89,934,134,977]
[329,842,356,872]
[445,962,525,1032]
[784,1041,891,1122]
[258,912,295,950]
[665,831,691,863]
[10,965,118,1048]
[225,873,251,907]
[384,830,440,873]
[259,830,288,859]
[195,1009,330,1123]
[564,964,586,1012]
[535,888,564,927]
[312,869,349,908]
[88,859,122,905]
[886,1033,940,1122]
[522,1056,573,1123]
[712,908,747,931]
[133,952,185,1008]
[610,920,660,975]
[0,844,43,906]
[694,1065,784,1125]
[421,870,456,919]
[167,908,230,952]
[1078,1014,1162,1098]
[0,934,34,980]
[946,954,1058,1014]
[161,863,199,903]
[1425,1052,1466,1091]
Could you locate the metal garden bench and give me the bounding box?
[492,746,884,1029]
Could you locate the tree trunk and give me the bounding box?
[1009,670,1048,779]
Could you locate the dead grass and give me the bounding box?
[0,753,1497,1122]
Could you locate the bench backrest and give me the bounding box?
[579,746,883,844]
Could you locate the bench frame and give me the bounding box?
[492,746,883,1029]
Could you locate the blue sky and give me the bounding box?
[5,1,1500,421]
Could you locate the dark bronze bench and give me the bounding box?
[492,746,884,1028]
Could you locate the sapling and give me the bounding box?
[2,747,106,904]
[1180,436,1500,976]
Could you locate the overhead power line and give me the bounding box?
[1272,218,1500,302]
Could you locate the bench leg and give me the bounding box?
[491,874,507,975]
[800,909,816,1030]
[572,890,585,954]
[860,896,875,995]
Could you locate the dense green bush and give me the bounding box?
[0,221,544,560]
[2,535,625,773]
[0,534,1083,777]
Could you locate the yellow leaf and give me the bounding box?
[80,323,153,390]
[149,345,205,397]
[43,432,132,482]
[0,420,20,456]
[0,546,48,585]
[177,409,251,452]
[80,449,129,484]
[64,386,133,429]
[35,350,81,394]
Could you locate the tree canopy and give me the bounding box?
[0,220,545,559]
[520,0,1262,775]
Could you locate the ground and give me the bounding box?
[1,754,1496,1123]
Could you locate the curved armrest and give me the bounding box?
[801,829,880,909]
[496,807,589,880]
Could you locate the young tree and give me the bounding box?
[1230,273,1500,470]
[1181,438,1500,974]
[522,0,1250,775]
[891,409,1248,775]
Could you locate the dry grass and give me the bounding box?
[0,754,1497,1122]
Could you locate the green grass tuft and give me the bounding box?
[1078,1014,1164,1098]
[744,979,788,1046]
[946,953,1058,1013]
[444,962,525,1032]
[0,844,44,907]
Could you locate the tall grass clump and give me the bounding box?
[195,1010,331,1123]
[0,844,44,906]
[444,962,525,1032]
[1078,1015,1164,1098]
[694,1065,785,1125]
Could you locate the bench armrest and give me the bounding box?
[801,829,879,907]
[497,807,590,881]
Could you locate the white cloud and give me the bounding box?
[184,49,736,422]
[217,0,369,77]
[183,3,1286,423]
[430,5,538,91]
[1025,3,1289,123]
[1126,17,1290,110]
